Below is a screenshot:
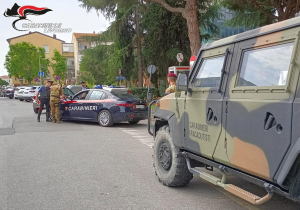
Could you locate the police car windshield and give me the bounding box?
[111,91,137,99]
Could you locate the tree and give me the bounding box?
[145,0,208,55]
[4,42,49,85]
[223,0,300,28]
[143,1,220,87]
[0,78,9,86]
[78,0,144,86]
[51,49,67,81]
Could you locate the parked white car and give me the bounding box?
[14,86,26,100]
[21,86,41,102]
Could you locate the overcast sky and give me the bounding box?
[0,0,111,76]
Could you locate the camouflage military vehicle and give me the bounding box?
[148,16,300,205]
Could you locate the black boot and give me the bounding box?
[46,112,52,122]
[37,117,40,122]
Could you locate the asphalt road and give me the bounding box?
[0,97,299,210]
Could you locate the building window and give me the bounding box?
[44,45,49,53]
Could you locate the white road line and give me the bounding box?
[119,128,154,148]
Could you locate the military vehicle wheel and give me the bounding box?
[98,110,114,127]
[129,120,140,125]
[154,125,193,186]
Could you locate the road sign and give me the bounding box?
[38,72,44,77]
[190,56,196,68]
[56,75,61,80]
[147,65,156,74]
[176,53,184,63]
[34,78,39,82]
[116,76,126,80]
[119,68,122,76]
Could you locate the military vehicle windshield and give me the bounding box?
[193,56,225,88]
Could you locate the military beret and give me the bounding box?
[167,73,177,78]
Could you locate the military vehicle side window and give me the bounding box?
[89,91,103,100]
[193,56,225,88]
[237,42,294,87]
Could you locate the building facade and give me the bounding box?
[71,33,99,79]
[7,32,75,86]
[0,76,13,86]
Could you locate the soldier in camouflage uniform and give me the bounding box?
[50,84,65,123]
[165,73,177,94]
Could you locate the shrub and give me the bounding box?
[129,87,160,100]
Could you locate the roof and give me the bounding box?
[0,76,10,79]
[73,33,99,39]
[7,32,65,44]
[203,16,300,50]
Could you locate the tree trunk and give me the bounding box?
[184,0,201,56]
[135,6,143,87]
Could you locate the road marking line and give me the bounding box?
[119,128,153,148]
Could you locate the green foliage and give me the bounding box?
[51,49,67,81]
[0,78,9,86]
[129,87,160,100]
[4,42,49,84]
[222,0,280,28]
[79,6,136,86]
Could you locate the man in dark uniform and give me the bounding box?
[35,80,53,122]
[81,81,88,91]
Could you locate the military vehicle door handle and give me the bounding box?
[207,108,213,121]
[264,113,277,130]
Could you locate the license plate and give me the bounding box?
[136,105,145,109]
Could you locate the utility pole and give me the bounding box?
[39,54,42,85]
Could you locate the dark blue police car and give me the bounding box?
[60,88,148,126]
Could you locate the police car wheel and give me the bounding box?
[154,125,193,187]
[98,110,113,127]
[129,120,140,125]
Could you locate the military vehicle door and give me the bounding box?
[184,45,234,161]
[225,28,300,181]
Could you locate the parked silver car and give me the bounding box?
[20,86,41,102]
[14,86,26,99]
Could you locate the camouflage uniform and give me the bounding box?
[165,84,176,94]
[50,85,63,123]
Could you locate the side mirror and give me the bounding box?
[176,73,188,92]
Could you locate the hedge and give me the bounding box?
[129,87,160,100]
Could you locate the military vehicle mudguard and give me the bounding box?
[149,16,300,205]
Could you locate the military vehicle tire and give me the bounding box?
[98,110,114,127]
[129,120,140,125]
[154,125,193,187]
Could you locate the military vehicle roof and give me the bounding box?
[202,16,300,51]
